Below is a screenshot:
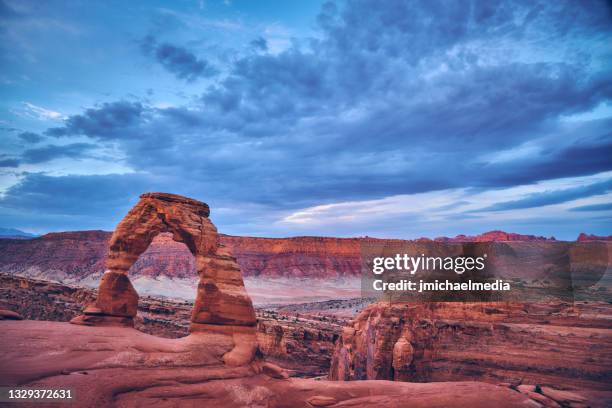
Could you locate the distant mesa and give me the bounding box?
[432,230,556,242]
[577,232,612,242]
[0,227,37,239]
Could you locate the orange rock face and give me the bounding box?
[91,271,139,317]
[221,235,363,278]
[0,230,110,281]
[71,193,257,358]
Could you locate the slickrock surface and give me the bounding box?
[0,320,536,408]
[0,273,344,376]
[4,273,611,405]
[330,302,612,397]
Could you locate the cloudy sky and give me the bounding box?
[1,0,611,239]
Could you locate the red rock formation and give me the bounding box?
[330,301,612,391]
[0,232,364,280]
[0,230,198,281]
[131,233,196,278]
[71,192,258,366]
[2,272,611,406]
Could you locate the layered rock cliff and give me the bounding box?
[0,230,599,283]
[0,230,109,281]
[0,231,364,280]
[220,235,362,278]
[329,301,612,391]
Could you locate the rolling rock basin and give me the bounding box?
[0,192,545,407]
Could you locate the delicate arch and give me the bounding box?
[71,192,256,330]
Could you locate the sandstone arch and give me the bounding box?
[71,192,257,334]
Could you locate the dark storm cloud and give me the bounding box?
[0,158,19,167]
[250,37,268,52]
[0,173,154,217]
[483,139,612,187]
[140,35,217,82]
[46,101,145,139]
[477,179,612,212]
[570,203,612,212]
[21,143,96,164]
[18,131,43,143]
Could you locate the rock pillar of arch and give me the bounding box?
[70,192,257,331]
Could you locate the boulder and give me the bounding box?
[0,309,22,320]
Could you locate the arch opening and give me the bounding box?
[126,232,196,338]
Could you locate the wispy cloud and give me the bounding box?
[12,102,64,121]
[281,173,612,233]
[570,202,612,212]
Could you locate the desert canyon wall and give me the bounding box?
[330,301,612,391]
[0,231,362,282]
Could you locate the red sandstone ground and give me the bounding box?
[0,273,345,377]
[0,320,540,407]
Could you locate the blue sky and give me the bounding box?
[0,0,611,239]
